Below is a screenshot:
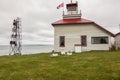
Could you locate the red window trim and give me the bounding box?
[74,44,81,46]
[59,36,65,47]
[81,35,87,47]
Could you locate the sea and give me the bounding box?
[0,45,54,56]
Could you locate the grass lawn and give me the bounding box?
[0,50,120,80]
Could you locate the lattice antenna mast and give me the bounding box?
[9,17,22,55]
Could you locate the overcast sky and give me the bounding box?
[0,0,120,45]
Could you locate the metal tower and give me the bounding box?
[9,17,22,55]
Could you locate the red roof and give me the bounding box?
[52,18,115,37]
[52,18,93,25]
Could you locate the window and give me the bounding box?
[81,36,87,46]
[91,37,108,44]
[59,36,65,47]
[68,6,77,11]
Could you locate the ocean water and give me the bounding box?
[0,45,54,56]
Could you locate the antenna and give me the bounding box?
[9,17,22,55]
[80,10,82,18]
[63,11,64,15]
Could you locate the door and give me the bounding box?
[75,44,81,53]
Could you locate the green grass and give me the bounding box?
[0,50,120,80]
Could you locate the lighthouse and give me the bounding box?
[52,1,114,53]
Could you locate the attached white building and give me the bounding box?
[115,32,120,49]
[52,1,114,52]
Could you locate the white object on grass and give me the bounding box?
[61,51,66,55]
[67,52,72,55]
[50,53,59,57]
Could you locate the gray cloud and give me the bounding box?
[0,0,120,45]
